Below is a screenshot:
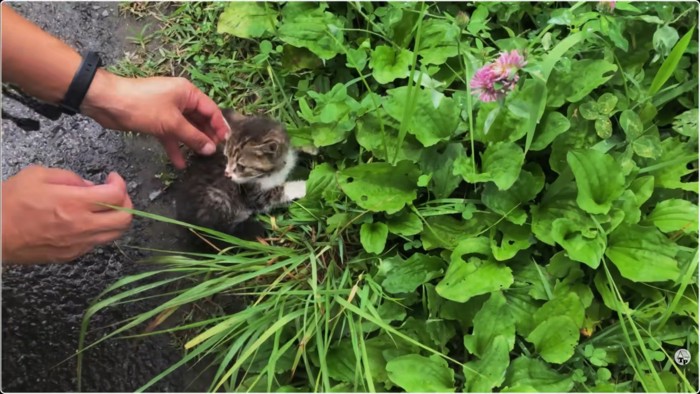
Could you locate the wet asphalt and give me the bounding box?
[2,2,199,391]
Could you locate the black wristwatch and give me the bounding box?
[59,51,103,115]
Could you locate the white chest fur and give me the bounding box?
[256,149,298,191]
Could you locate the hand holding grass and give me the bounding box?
[1,167,133,265]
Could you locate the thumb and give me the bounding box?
[170,114,217,156]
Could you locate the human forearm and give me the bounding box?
[1,4,85,104]
[1,3,227,167]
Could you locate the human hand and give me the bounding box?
[1,166,133,265]
[81,71,230,169]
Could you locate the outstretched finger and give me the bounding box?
[182,85,230,142]
[159,137,186,169]
[169,114,217,157]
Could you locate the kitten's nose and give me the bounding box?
[224,169,231,177]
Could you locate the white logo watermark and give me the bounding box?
[674,349,691,366]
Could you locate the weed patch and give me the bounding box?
[82,2,698,392]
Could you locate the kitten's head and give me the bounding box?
[221,109,292,184]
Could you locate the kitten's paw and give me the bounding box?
[299,145,319,156]
[284,180,307,201]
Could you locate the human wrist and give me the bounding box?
[80,69,127,125]
[1,185,19,265]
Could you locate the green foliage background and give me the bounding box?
[87,2,699,392]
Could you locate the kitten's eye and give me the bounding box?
[237,164,247,172]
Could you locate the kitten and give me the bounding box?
[174,109,306,242]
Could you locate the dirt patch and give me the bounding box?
[2,2,205,391]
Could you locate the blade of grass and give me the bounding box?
[214,309,305,391]
[393,2,426,165]
[648,25,696,96]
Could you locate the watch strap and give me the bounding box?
[60,51,102,115]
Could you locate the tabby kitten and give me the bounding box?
[174,109,306,240]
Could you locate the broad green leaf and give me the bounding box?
[383,86,460,147]
[290,163,338,221]
[419,143,467,198]
[482,164,545,225]
[325,341,362,383]
[379,253,444,294]
[375,3,421,48]
[551,217,606,269]
[312,124,353,147]
[526,316,579,364]
[547,59,617,107]
[605,224,679,282]
[672,109,698,139]
[647,137,698,192]
[567,149,625,214]
[278,4,345,60]
[533,292,585,328]
[579,101,600,120]
[281,45,322,71]
[417,19,460,65]
[280,2,317,19]
[436,238,514,303]
[303,84,360,147]
[632,132,662,159]
[595,117,612,139]
[619,110,644,140]
[504,291,540,336]
[607,17,630,51]
[454,141,525,190]
[386,211,423,236]
[648,199,699,234]
[217,2,277,39]
[597,93,618,115]
[420,215,489,251]
[467,4,490,35]
[538,31,588,81]
[547,8,574,25]
[369,45,413,84]
[386,354,455,392]
[504,356,575,392]
[530,111,571,151]
[491,222,532,261]
[630,175,655,207]
[474,101,526,143]
[401,316,456,350]
[426,320,457,350]
[550,259,595,309]
[360,222,389,254]
[338,161,419,214]
[652,25,679,57]
[355,113,422,163]
[464,336,510,392]
[532,182,590,246]
[649,25,695,96]
[464,292,515,357]
[326,336,403,388]
[345,47,368,70]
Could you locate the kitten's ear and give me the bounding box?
[259,140,279,155]
[221,108,249,141]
